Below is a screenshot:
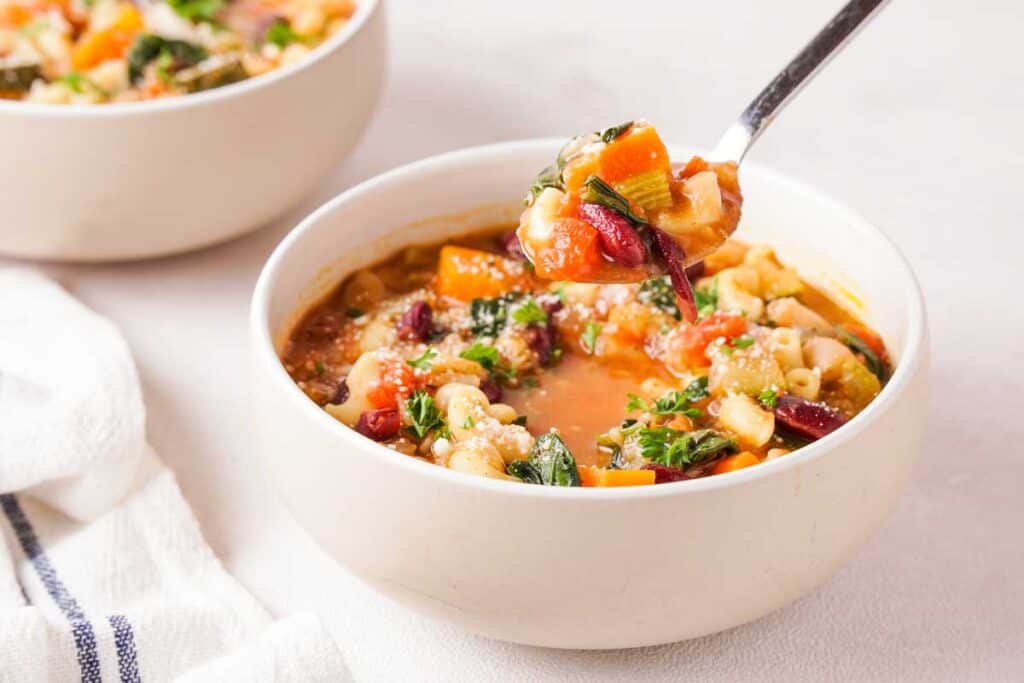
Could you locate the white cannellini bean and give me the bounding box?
[447,439,515,480]
[717,394,775,448]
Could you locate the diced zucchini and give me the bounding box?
[0,60,42,92]
[173,54,246,93]
[614,169,672,211]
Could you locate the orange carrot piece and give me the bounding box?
[597,126,671,183]
[579,466,657,487]
[532,217,604,281]
[71,4,142,70]
[713,452,760,475]
[435,246,530,302]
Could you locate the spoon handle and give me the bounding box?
[711,0,891,163]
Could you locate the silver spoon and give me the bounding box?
[711,0,892,163]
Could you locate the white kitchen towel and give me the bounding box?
[0,270,350,682]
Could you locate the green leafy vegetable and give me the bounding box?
[626,377,708,417]
[508,432,581,486]
[459,342,499,370]
[732,335,755,349]
[525,163,564,205]
[758,388,779,409]
[638,276,680,320]
[581,175,647,226]
[599,120,633,143]
[694,277,718,318]
[639,428,736,468]
[406,348,438,370]
[511,298,548,325]
[469,294,517,337]
[167,0,224,22]
[581,322,601,354]
[266,19,300,47]
[462,416,475,429]
[513,415,528,427]
[314,360,326,376]
[836,326,889,381]
[346,308,364,318]
[127,34,207,83]
[683,376,710,402]
[405,390,445,439]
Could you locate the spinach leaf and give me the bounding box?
[638,276,680,320]
[127,34,207,83]
[683,376,710,403]
[836,325,889,381]
[638,427,735,468]
[469,294,517,337]
[581,175,647,226]
[599,121,634,143]
[508,432,581,486]
[404,390,445,439]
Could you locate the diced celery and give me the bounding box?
[614,169,672,211]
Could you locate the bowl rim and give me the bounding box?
[0,0,380,118]
[250,138,928,501]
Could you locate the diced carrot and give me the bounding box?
[843,323,888,361]
[562,155,601,195]
[71,4,142,70]
[0,4,33,27]
[532,217,604,281]
[712,452,760,475]
[435,245,531,302]
[579,466,657,487]
[366,361,418,409]
[597,125,671,183]
[668,312,748,368]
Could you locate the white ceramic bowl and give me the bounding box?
[0,0,386,262]
[250,141,929,649]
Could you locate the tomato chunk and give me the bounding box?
[533,218,604,281]
[669,312,748,369]
[366,361,418,409]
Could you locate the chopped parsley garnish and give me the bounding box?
[639,428,736,468]
[462,416,475,429]
[167,0,224,22]
[511,297,548,325]
[345,308,364,318]
[694,277,718,318]
[266,19,299,47]
[405,390,446,439]
[599,121,634,143]
[758,388,779,409]
[513,415,528,427]
[581,175,647,226]
[459,342,500,370]
[406,348,438,370]
[638,276,680,320]
[732,335,755,349]
[625,377,708,416]
[581,321,601,355]
[314,360,326,376]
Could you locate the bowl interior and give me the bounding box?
[261,140,921,368]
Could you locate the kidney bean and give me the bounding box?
[773,394,848,441]
[536,292,563,316]
[355,408,401,441]
[331,378,350,405]
[643,464,689,483]
[396,301,433,341]
[524,323,557,366]
[577,203,649,268]
[480,376,503,403]
[500,230,528,261]
[650,228,697,322]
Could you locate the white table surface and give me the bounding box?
[14,0,1024,679]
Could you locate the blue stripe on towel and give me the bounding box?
[0,493,103,683]
[107,614,141,683]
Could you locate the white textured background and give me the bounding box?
[18,0,1024,679]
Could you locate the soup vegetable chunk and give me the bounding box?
[283,230,892,487]
[0,0,355,103]
[517,120,741,322]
